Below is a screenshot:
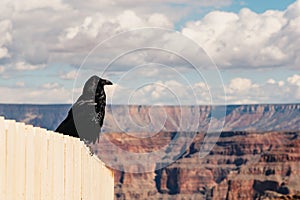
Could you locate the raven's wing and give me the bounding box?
[71,98,102,143]
[55,109,79,138]
[55,97,96,138]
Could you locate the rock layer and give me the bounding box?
[92,131,300,199]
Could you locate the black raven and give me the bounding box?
[55,75,113,144]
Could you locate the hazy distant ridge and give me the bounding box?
[0,104,299,132]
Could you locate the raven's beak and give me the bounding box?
[103,79,113,85]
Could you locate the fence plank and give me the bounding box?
[47,131,55,200]
[64,135,74,200]
[53,132,65,199]
[73,138,82,200]
[25,125,35,200]
[33,127,43,200]
[6,120,17,200]
[15,122,26,199]
[0,117,6,199]
[82,144,88,200]
[40,128,49,200]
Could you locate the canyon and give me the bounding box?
[94,131,300,199]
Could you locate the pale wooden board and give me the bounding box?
[64,135,74,200]
[25,125,35,200]
[73,138,82,200]
[53,133,65,199]
[40,128,49,200]
[46,131,55,200]
[6,120,16,200]
[33,127,42,200]
[82,143,88,200]
[0,117,6,199]
[15,122,26,199]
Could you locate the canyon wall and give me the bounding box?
[92,131,300,199]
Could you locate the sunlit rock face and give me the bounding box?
[94,131,300,200]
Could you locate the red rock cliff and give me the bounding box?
[92,131,300,199]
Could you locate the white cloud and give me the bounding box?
[112,0,232,7]
[0,48,9,59]
[287,74,300,86]
[228,78,253,92]
[224,74,300,104]
[59,10,174,45]
[0,0,70,12]
[105,79,211,105]
[41,82,61,89]
[0,85,72,104]
[0,20,12,59]
[15,82,25,87]
[287,74,300,99]
[267,79,276,84]
[278,81,285,87]
[15,62,45,71]
[60,70,77,80]
[182,0,300,69]
[0,66,5,74]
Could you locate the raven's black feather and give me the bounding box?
[55,75,112,144]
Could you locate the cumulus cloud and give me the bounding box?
[15,82,25,87]
[60,70,77,80]
[41,82,62,89]
[105,79,211,105]
[287,74,300,98]
[0,66,5,74]
[227,78,258,93]
[225,74,300,104]
[182,0,300,69]
[0,0,70,12]
[58,10,174,53]
[112,0,232,7]
[0,20,12,59]
[14,62,46,71]
[267,79,276,84]
[287,74,300,86]
[0,85,72,104]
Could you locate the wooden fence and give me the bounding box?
[0,116,114,200]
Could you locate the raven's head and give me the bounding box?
[99,78,113,86]
[83,75,113,97]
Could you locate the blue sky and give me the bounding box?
[233,0,296,13]
[0,0,299,104]
[175,0,297,29]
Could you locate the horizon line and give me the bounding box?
[0,103,299,106]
